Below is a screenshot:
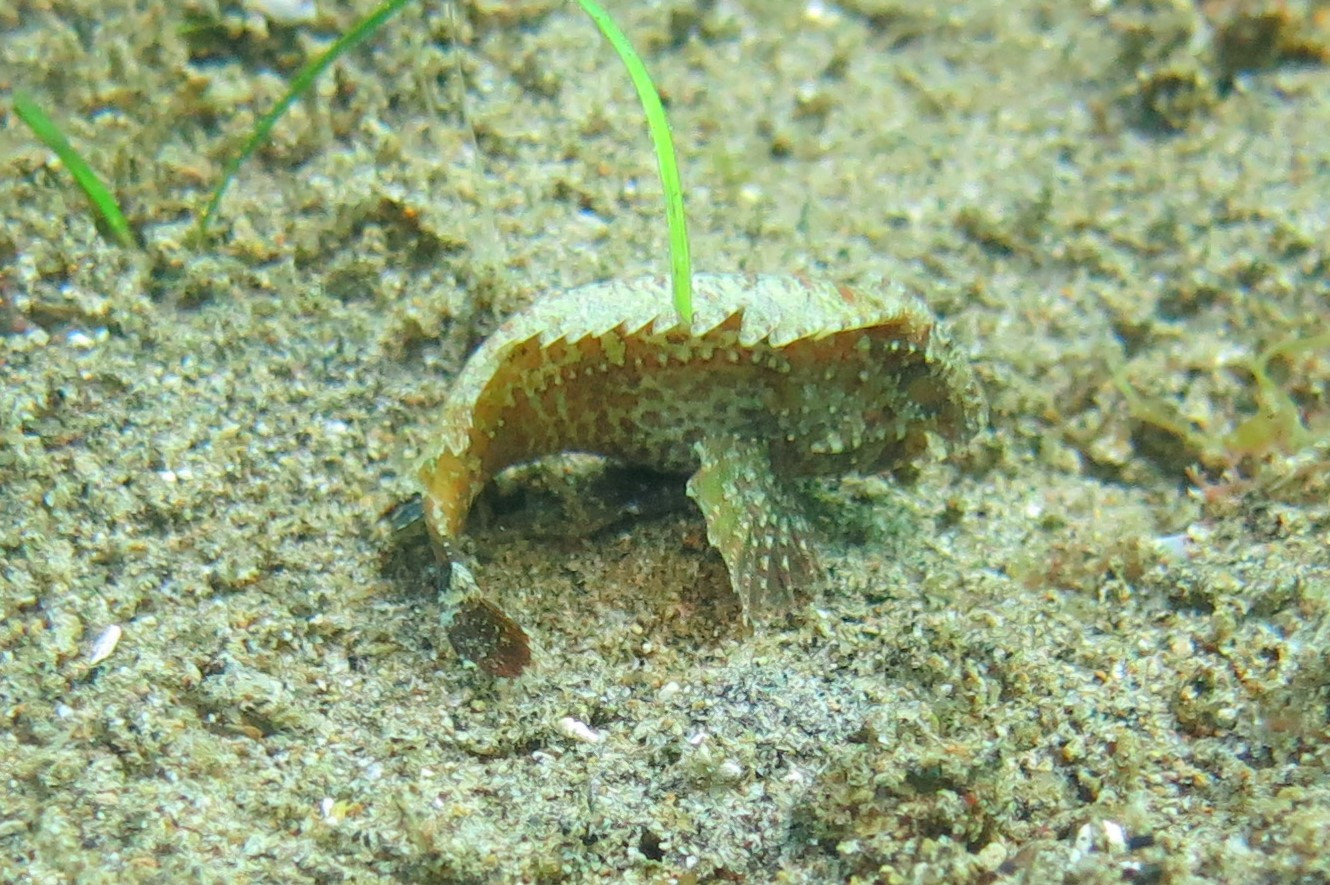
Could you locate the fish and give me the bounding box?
[418,272,986,675]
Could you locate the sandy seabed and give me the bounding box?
[4,0,1330,881]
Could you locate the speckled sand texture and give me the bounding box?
[4,0,1330,881]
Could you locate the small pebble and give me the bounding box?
[557,716,602,744]
[716,759,744,781]
[246,0,317,24]
[87,624,122,665]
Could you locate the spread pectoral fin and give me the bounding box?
[686,434,818,621]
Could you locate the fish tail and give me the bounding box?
[433,537,532,677]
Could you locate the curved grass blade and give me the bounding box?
[12,92,136,248]
[194,0,693,326]
[574,0,693,325]
[195,0,413,239]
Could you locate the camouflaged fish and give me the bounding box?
[418,272,986,675]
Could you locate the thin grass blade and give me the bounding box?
[574,0,693,325]
[12,91,136,248]
[195,0,413,238]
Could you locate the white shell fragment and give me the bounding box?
[87,624,123,665]
[557,716,603,744]
[245,0,317,24]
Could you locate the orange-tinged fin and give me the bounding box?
[686,434,817,620]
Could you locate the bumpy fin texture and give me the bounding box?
[686,434,817,620]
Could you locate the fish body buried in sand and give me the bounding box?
[418,272,986,676]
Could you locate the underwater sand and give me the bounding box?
[3,0,1330,881]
